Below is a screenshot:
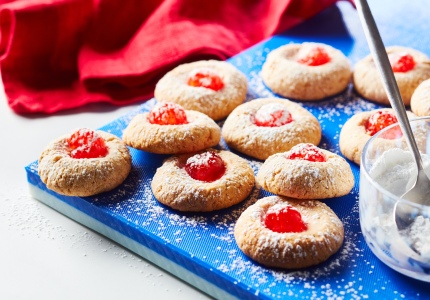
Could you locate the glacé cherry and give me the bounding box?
[366,110,400,139]
[254,103,293,127]
[67,128,108,159]
[286,143,326,162]
[187,69,224,91]
[184,151,226,182]
[389,52,416,73]
[296,46,331,66]
[148,102,188,125]
[264,206,308,233]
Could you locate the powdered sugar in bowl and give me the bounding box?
[359,117,430,281]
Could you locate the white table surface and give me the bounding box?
[0,80,211,300]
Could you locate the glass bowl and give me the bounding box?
[359,116,430,281]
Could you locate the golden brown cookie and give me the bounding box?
[411,78,430,116]
[154,60,247,120]
[38,129,132,197]
[339,108,415,165]
[234,195,344,269]
[123,102,221,154]
[261,42,351,100]
[151,149,255,212]
[257,143,354,199]
[353,46,430,106]
[222,98,321,160]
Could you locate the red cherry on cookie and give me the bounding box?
[286,143,326,162]
[187,69,224,91]
[185,151,226,182]
[67,128,108,159]
[296,46,331,66]
[264,206,308,233]
[389,52,416,73]
[366,110,402,139]
[254,103,293,127]
[148,102,188,125]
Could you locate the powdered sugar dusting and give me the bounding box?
[186,152,215,168]
[409,216,430,257]
[189,67,219,77]
[27,70,386,299]
[27,144,376,299]
[254,103,292,127]
[23,27,430,299]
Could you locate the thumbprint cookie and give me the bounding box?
[123,102,220,154]
[234,195,344,269]
[151,149,254,212]
[411,78,430,117]
[261,42,351,100]
[353,46,430,106]
[222,98,321,160]
[38,128,131,197]
[339,108,415,165]
[257,143,354,199]
[154,60,247,120]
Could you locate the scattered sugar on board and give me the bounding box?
[19,44,429,298]
[247,70,276,99]
[22,110,422,300]
[63,151,379,299]
[26,130,413,299]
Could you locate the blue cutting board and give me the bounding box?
[26,1,430,299]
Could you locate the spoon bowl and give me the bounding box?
[401,168,430,204]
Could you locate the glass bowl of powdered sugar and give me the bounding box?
[360,116,430,281]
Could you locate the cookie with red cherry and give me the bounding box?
[234,195,344,269]
[261,42,351,100]
[221,98,321,160]
[154,60,247,121]
[339,108,415,165]
[411,78,430,117]
[353,46,430,106]
[151,149,255,212]
[38,128,131,197]
[122,102,221,154]
[257,143,354,199]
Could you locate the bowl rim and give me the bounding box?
[360,115,430,208]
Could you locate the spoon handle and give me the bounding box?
[355,0,425,170]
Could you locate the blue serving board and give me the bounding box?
[26,1,430,299]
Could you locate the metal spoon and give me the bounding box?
[356,0,430,257]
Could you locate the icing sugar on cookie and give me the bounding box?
[38,128,132,197]
[222,98,321,160]
[296,45,331,66]
[261,42,351,101]
[151,149,255,212]
[184,151,226,182]
[187,68,225,91]
[123,102,221,154]
[154,60,247,120]
[339,108,415,165]
[411,78,430,117]
[234,196,344,269]
[253,102,293,127]
[257,143,354,199]
[147,102,189,125]
[353,46,430,106]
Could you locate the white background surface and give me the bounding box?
[0,81,211,300]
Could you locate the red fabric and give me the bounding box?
[0,0,341,114]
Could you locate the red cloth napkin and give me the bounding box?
[0,0,342,114]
